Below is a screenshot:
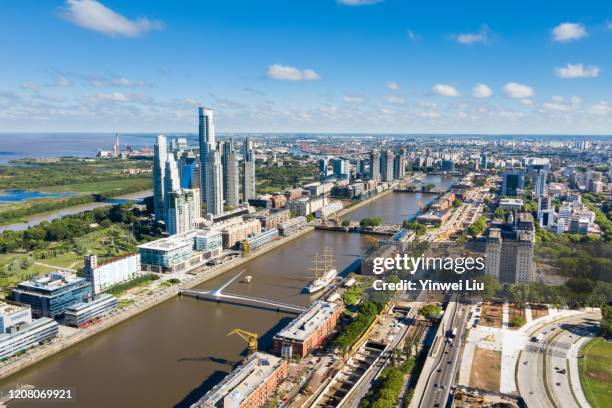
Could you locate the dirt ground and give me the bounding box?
[469,347,501,392]
[530,304,549,320]
[480,303,503,328]
[508,304,526,330]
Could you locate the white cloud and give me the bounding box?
[93,92,130,102]
[472,83,492,98]
[555,63,600,78]
[386,95,405,104]
[543,102,571,112]
[454,25,490,45]
[552,23,587,42]
[344,95,364,103]
[387,81,400,91]
[432,84,460,97]
[111,77,145,87]
[337,0,382,5]
[59,0,163,38]
[520,99,533,106]
[551,95,564,103]
[589,101,611,116]
[267,64,321,81]
[503,82,534,98]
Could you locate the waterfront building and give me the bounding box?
[0,315,58,360]
[381,149,394,182]
[84,254,140,295]
[369,150,381,181]
[307,182,334,196]
[166,188,198,235]
[484,213,535,284]
[205,150,224,216]
[64,294,117,327]
[286,195,328,217]
[222,139,240,209]
[0,303,32,333]
[314,201,344,219]
[272,300,343,359]
[501,168,525,196]
[138,231,195,273]
[12,272,92,318]
[194,229,223,258]
[239,228,279,252]
[243,138,256,202]
[164,154,181,225]
[191,352,288,408]
[278,216,307,236]
[221,219,262,249]
[153,135,168,221]
[198,107,216,201]
[393,151,406,179]
[257,209,290,229]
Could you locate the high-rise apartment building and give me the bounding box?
[166,189,198,235]
[381,149,394,182]
[535,169,547,197]
[205,151,224,216]
[198,107,216,201]
[393,150,406,179]
[501,168,525,196]
[163,154,181,224]
[243,138,256,201]
[221,139,240,209]
[369,150,381,181]
[153,135,167,221]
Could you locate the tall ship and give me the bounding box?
[305,248,337,294]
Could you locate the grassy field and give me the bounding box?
[42,177,150,193]
[579,337,612,408]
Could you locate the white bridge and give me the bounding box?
[179,270,307,314]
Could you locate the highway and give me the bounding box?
[416,299,469,408]
[517,313,599,408]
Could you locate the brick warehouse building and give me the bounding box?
[272,300,343,359]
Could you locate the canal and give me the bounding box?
[0,176,453,408]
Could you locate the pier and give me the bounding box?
[179,271,307,314]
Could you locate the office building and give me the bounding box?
[191,352,288,408]
[318,158,329,178]
[153,135,168,221]
[501,168,525,196]
[286,196,328,217]
[0,303,32,333]
[194,229,223,257]
[84,254,140,295]
[205,150,224,216]
[257,209,291,229]
[239,228,279,252]
[498,198,524,211]
[64,294,118,327]
[179,155,198,190]
[272,300,343,359]
[535,169,547,197]
[198,107,216,201]
[221,219,261,249]
[480,153,488,169]
[278,216,307,236]
[569,214,590,235]
[484,213,535,284]
[12,272,93,318]
[243,138,256,201]
[330,158,349,178]
[314,201,344,219]
[369,150,381,181]
[380,149,394,182]
[166,188,198,235]
[138,231,195,273]
[0,315,58,360]
[222,139,240,209]
[441,160,455,172]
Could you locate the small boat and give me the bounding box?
[243,275,252,283]
[305,248,337,294]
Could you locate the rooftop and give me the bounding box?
[138,231,195,251]
[17,271,85,291]
[0,302,29,316]
[275,300,340,342]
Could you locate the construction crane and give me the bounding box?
[241,240,251,257]
[227,329,258,355]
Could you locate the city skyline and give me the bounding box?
[1,0,612,134]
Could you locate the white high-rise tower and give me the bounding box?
[198,107,216,202]
[205,150,224,216]
[153,135,167,221]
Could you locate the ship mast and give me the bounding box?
[309,253,321,279]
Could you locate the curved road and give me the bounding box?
[517,313,599,408]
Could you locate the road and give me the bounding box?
[417,300,469,408]
[517,313,599,408]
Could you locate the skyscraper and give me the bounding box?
[369,150,381,181]
[166,189,197,235]
[164,154,181,222]
[243,138,256,201]
[222,139,240,209]
[205,150,224,216]
[393,150,406,179]
[501,168,525,197]
[318,158,329,178]
[198,107,216,201]
[535,169,547,197]
[381,149,394,182]
[153,135,167,221]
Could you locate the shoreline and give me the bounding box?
[0,185,399,380]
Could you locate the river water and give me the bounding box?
[0,176,453,408]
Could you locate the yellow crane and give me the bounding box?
[241,240,251,257]
[227,329,258,355]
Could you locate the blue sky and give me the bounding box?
[1,0,611,134]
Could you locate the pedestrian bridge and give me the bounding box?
[179,270,307,314]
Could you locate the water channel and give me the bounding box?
[0,176,453,407]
